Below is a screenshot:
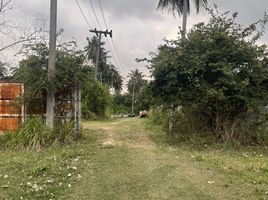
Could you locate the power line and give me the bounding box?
[83,0,126,77]
[98,0,126,77]
[75,0,93,29]
[83,0,96,27]
[89,0,102,29]
[98,0,108,29]
[105,37,126,77]
[111,38,126,76]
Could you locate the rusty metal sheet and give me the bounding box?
[0,83,22,99]
[0,118,21,132]
[0,82,23,132]
[0,100,21,114]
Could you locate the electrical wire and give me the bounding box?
[98,0,127,77]
[98,0,108,29]
[89,0,102,29]
[110,38,126,76]
[83,0,96,27]
[105,37,126,77]
[75,0,93,29]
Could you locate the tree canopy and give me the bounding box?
[150,8,268,143]
[14,41,94,98]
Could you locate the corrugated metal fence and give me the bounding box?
[0,81,80,133]
[0,82,24,132]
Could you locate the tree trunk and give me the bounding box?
[181,0,188,39]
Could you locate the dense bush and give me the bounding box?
[150,8,268,145]
[82,81,112,119]
[112,93,132,114]
[149,107,168,127]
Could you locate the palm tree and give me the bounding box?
[157,0,208,39]
[84,36,108,80]
[127,69,147,115]
[127,69,147,95]
[84,36,108,66]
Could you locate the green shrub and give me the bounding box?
[52,121,76,144]
[149,107,168,128]
[82,81,112,119]
[1,117,78,151]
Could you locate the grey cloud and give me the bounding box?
[1,0,268,78]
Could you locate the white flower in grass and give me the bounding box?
[45,179,54,184]
[207,181,214,184]
[3,175,8,179]
[67,173,72,177]
[26,182,32,187]
[68,184,72,188]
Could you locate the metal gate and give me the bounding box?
[0,81,24,132]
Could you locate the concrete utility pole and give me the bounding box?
[46,0,57,128]
[74,85,81,137]
[89,29,112,81]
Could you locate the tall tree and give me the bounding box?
[127,69,147,95]
[157,0,208,38]
[84,36,108,67]
[150,8,268,143]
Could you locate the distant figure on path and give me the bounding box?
[139,110,148,118]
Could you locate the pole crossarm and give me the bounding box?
[89,28,112,38]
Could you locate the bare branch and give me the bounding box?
[0,0,12,13]
[0,29,44,52]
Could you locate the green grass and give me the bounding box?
[0,118,268,199]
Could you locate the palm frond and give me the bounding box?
[158,0,207,14]
[157,0,184,15]
[194,0,208,13]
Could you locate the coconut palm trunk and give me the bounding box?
[181,0,188,39]
[157,0,208,39]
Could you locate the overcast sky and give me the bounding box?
[1,0,268,79]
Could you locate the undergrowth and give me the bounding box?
[0,117,80,151]
[148,107,268,147]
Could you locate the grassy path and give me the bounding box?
[0,118,267,199]
[64,118,268,200]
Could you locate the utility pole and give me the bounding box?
[131,80,135,116]
[46,0,57,128]
[89,29,112,81]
